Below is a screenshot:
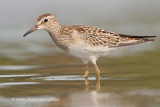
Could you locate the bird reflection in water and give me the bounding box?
[84,76,100,91]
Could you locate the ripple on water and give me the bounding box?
[0,74,39,78]
[0,82,40,88]
[30,75,131,81]
[0,65,41,70]
[31,75,97,81]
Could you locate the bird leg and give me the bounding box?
[83,64,89,78]
[94,64,100,91]
[94,64,100,77]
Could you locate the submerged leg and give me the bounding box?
[94,64,100,77]
[83,64,89,78]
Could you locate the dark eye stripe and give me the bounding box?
[44,19,48,22]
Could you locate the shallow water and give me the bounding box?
[0,51,160,107]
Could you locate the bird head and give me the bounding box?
[23,13,58,37]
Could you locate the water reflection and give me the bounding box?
[30,75,131,81]
[30,75,133,92]
[62,90,160,107]
[30,75,100,81]
[84,77,101,92]
[31,75,101,91]
[96,77,100,91]
[0,89,160,107]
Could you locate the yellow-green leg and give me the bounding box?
[94,64,101,90]
[83,64,89,78]
[94,64,100,77]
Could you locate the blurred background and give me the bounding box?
[0,0,160,107]
[1,0,160,59]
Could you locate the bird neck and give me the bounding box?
[46,21,62,42]
[46,24,69,51]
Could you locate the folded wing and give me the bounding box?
[69,25,156,48]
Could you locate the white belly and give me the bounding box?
[68,44,116,63]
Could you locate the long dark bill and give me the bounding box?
[23,26,38,37]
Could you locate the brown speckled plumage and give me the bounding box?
[53,25,155,49]
[23,13,156,78]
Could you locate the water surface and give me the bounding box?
[0,51,160,107]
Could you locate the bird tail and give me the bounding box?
[119,34,156,41]
[117,34,156,47]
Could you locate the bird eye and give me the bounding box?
[44,19,48,22]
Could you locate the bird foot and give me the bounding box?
[83,71,89,78]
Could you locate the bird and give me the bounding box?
[23,13,156,78]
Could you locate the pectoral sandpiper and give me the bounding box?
[23,13,156,78]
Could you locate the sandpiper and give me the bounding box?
[23,13,156,78]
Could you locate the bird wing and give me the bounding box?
[69,25,156,47]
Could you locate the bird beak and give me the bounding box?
[23,26,38,37]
